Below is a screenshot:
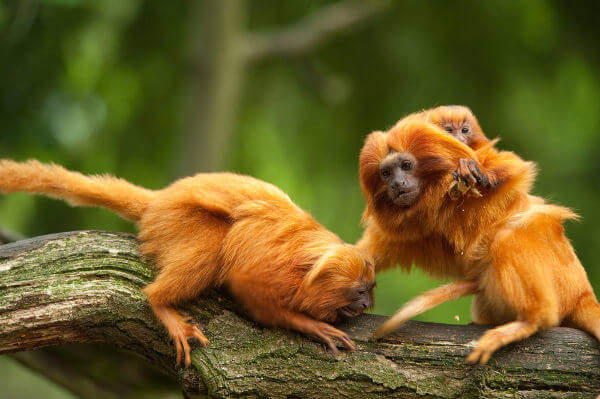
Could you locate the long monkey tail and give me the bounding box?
[0,159,155,222]
[373,279,478,339]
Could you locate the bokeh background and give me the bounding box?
[2,0,600,397]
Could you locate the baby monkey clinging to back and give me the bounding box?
[408,105,527,193]
[0,160,375,367]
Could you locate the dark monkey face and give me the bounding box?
[298,245,375,323]
[379,151,420,207]
[339,278,375,318]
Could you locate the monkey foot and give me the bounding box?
[466,328,512,364]
[172,319,210,367]
[311,322,356,354]
[453,158,490,188]
[467,321,535,365]
[152,306,210,367]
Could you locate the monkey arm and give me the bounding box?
[226,272,357,353]
[374,280,477,338]
[453,149,534,195]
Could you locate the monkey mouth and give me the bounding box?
[339,306,361,319]
[391,189,418,207]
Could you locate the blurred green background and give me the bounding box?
[1,0,600,397]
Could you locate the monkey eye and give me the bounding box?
[380,167,391,178]
[444,126,453,133]
[400,160,412,171]
[461,127,470,134]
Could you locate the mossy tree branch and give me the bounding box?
[1,231,599,398]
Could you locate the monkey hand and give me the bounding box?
[310,321,357,354]
[449,159,488,200]
[452,158,490,188]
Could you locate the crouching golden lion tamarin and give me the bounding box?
[0,160,375,366]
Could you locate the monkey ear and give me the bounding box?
[303,258,335,288]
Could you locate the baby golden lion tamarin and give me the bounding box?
[358,121,600,364]
[0,160,375,366]
[400,105,526,192]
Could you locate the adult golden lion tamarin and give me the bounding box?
[357,120,599,364]
[0,160,375,366]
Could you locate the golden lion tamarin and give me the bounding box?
[0,160,375,366]
[357,121,600,364]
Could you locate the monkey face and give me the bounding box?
[338,276,376,319]
[425,105,487,149]
[440,120,472,144]
[297,244,375,323]
[379,151,420,207]
[359,121,478,232]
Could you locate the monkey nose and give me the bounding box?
[390,181,406,193]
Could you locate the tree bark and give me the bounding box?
[0,231,599,398]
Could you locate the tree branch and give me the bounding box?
[1,231,599,398]
[242,0,390,63]
[0,228,178,398]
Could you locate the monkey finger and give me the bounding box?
[321,325,353,340]
[338,335,357,351]
[314,330,339,354]
[175,338,183,366]
[454,170,471,187]
[324,338,339,355]
[318,324,356,352]
[181,338,192,368]
[478,350,493,364]
[192,330,209,347]
[467,161,490,188]
[458,159,477,186]
[465,348,482,364]
[462,170,477,187]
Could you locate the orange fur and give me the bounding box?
[357,122,599,363]
[0,159,375,366]
[409,105,531,189]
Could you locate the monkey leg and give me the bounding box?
[144,259,219,367]
[140,207,229,366]
[227,277,356,354]
[468,225,560,364]
[466,320,540,364]
[143,251,223,366]
[374,280,477,338]
[565,293,600,341]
